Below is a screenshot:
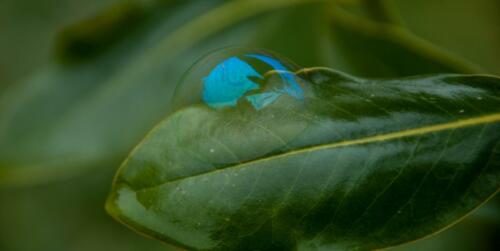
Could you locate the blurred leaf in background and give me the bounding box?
[328,1,482,77]
[0,0,498,250]
[390,0,500,75]
[0,0,120,90]
[0,167,178,251]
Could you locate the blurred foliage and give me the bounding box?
[0,0,120,89]
[0,0,498,250]
[390,0,500,75]
[328,4,481,77]
[0,167,178,251]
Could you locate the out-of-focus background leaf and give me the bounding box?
[0,0,120,90]
[0,167,177,251]
[328,2,482,77]
[390,0,500,75]
[0,0,498,250]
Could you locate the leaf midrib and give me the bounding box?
[133,113,500,192]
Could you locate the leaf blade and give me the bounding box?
[107,69,500,250]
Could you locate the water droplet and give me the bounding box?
[172,47,307,111]
[459,109,465,113]
[171,48,314,163]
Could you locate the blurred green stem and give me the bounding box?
[329,5,483,74]
[362,0,400,24]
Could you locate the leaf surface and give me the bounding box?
[107,68,500,250]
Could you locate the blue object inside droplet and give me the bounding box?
[201,52,303,110]
[244,54,304,100]
[202,56,262,108]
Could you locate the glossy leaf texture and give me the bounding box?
[107,68,500,250]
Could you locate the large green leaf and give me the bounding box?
[107,68,500,250]
[0,0,332,185]
[388,197,500,251]
[388,193,500,251]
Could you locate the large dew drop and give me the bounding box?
[172,47,307,112]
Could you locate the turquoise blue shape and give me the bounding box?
[202,53,305,110]
[202,56,262,108]
[245,54,304,99]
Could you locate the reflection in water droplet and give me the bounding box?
[171,47,312,166]
[202,56,261,108]
[172,47,306,111]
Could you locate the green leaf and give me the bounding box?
[0,0,332,185]
[387,195,500,251]
[106,68,500,250]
